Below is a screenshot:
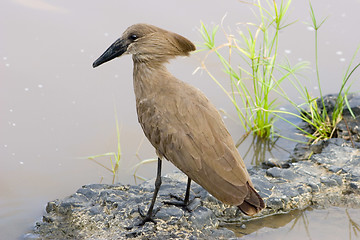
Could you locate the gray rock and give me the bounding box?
[262,158,291,168]
[320,176,339,187]
[266,197,284,210]
[189,206,218,229]
[307,182,320,192]
[27,144,360,239]
[349,182,359,190]
[210,228,236,239]
[76,187,99,199]
[187,198,202,211]
[155,205,184,222]
[266,167,297,180]
[328,166,343,173]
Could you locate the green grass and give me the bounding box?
[198,0,359,143]
[84,113,159,184]
[86,112,122,184]
[199,0,299,139]
[132,158,157,183]
[275,2,359,143]
[132,137,157,184]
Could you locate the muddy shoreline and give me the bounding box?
[24,95,360,239]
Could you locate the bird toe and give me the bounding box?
[136,206,160,226]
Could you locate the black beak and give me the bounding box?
[93,38,127,68]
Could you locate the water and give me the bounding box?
[228,207,360,239]
[1,0,360,239]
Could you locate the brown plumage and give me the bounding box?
[93,23,264,221]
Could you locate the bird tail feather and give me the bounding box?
[238,182,265,216]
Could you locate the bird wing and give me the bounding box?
[137,80,252,205]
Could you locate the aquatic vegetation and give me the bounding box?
[274,2,359,143]
[304,2,359,142]
[199,0,298,139]
[86,112,122,184]
[198,0,359,142]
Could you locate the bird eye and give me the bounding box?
[129,34,138,41]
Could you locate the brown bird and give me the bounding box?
[93,23,264,224]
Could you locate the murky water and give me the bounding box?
[228,207,360,239]
[1,0,360,239]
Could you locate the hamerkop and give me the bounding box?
[93,23,264,224]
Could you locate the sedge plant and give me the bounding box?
[198,0,298,138]
[199,0,359,143]
[309,0,360,141]
[273,2,359,143]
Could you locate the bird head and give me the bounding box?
[93,23,196,68]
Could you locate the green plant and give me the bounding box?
[304,2,339,141]
[199,0,300,138]
[199,0,359,143]
[132,137,157,184]
[86,113,122,184]
[275,2,359,143]
[84,113,160,184]
[132,158,157,183]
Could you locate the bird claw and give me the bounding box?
[164,194,202,212]
[169,193,186,202]
[136,206,160,226]
[163,200,188,208]
[163,194,191,211]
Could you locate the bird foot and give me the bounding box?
[167,194,187,203]
[136,206,160,226]
[163,194,199,212]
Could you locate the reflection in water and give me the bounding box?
[225,209,304,237]
[236,134,290,166]
[288,208,311,240]
[346,209,360,240]
[225,207,360,240]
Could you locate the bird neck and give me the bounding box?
[132,60,172,101]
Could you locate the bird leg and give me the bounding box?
[137,157,162,225]
[164,177,193,210]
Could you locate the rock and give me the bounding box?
[155,205,184,222]
[76,187,99,199]
[262,158,291,168]
[349,182,359,190]
[189,206,218,229]
[27,141,360,239]
[328,166,343,173]
[266,167,297,181]
[307,182,320,192]
[289,141,327,162]
[266,197,284,210]
[320,176,339,187]
[209,228,236,239]
[187,198,202,211]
